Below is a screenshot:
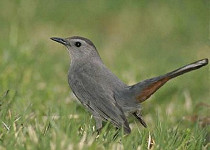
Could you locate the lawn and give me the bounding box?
[0,0,209,149]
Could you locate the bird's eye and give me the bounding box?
[75,42,81,47]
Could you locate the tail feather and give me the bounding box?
[130,58,208,103]
[166,58,208,79]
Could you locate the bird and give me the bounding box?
[51,36,208,134]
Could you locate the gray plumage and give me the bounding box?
[51,36,208,134]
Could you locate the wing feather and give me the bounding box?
[69,69,130,133]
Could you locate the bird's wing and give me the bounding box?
[69,69,131,133]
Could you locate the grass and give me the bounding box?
[0,0,209,149]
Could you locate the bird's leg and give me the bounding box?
[113,128,120,140]
[93,116,103,134]
[133,111,147,128]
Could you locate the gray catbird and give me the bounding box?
[51,36,208,134]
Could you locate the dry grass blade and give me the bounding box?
[2,121,10,131]
[147,132,155,150]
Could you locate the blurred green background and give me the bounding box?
[0,0,209,149]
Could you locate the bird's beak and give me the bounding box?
[50,37,68,46]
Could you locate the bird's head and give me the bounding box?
[51,36,100,61]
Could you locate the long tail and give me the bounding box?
[130,58,208,103]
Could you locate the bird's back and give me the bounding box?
[68,58,132,133]
[68,58,141,114]
[69,59,125,94]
